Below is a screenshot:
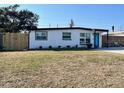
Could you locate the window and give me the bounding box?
[62,32,71,40]
[86,38,90,43]
[86,33,90,38]
[80,33,86,45]
[80,38,85,45]
[86,33,91,44]
[35,31,48,40]
[80,33,91,45]
[80,33,85,37]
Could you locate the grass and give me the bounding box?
[0,50,124,88]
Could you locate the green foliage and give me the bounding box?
[0,4,39,32]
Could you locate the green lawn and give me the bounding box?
[0,50,124,88]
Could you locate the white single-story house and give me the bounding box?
[29,27,108,49]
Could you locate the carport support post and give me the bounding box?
[106,30,109,48]
[93,29,96,48]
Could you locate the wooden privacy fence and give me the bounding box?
[2,32,29,50]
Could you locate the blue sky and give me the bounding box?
[0,4,124,31]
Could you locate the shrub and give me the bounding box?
[49,45,52,49]
[87,44,92,48]
[58,46,61,48]
[39,46,42,49]
[75,45,78,48]
[66,45,71,48]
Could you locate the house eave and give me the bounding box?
[28,27,108,32]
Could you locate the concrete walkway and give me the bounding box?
[94,47,124,54]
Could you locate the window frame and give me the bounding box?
[80,33,91,45]
[35,31,48,40]
[86,33,91,39]
[80,38,85,45]
[86,33,91,44]
[80,33,85,37]
[62,32,71,40]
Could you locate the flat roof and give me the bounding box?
[29,27,108,32]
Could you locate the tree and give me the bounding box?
[0,4,39,32]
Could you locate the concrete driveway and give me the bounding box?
[94,47,124,54]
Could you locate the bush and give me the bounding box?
[87,44,92,48]
[39,46,42,49]
[75,45,78,48]
[58,46,61,48]
[49,45,52,49]
[66,45,71,48]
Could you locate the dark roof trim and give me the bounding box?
[29,27,108,32]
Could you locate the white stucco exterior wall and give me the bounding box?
[29,29,103,49]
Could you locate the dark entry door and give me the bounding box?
[94,33,99,48]
[0,34,3,49]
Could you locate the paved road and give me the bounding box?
[94,47,124,54]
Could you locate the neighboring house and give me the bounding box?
[102,31,124,47]
[29,27,108,49]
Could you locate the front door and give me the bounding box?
[94,33,99,48]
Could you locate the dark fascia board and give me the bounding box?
[95,29,108,32]
[28,27,108,32]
